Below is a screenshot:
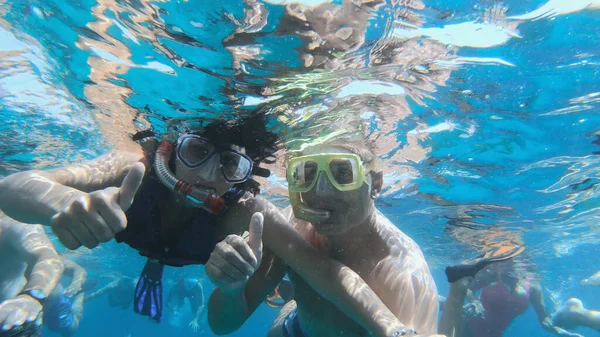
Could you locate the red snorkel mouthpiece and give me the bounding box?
[202,194,225,214]
[154,140,226,214]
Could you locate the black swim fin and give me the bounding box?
[133,259,164,322]
[445,243,525,283]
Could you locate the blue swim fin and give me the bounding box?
[133,259,164,322]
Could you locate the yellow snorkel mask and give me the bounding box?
[286,153,369,222]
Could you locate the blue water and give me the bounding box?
[1,0,600,336]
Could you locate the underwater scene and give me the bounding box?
[0,0,600,337]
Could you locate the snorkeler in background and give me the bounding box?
[43,258,90,337]
[440,257,582,337]
[0,114,412,335]
[84,273,137,310]
[207,134,438,337]
[166,277,204,332]
[0,214,63,337]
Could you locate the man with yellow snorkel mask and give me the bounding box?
[278,140,439,337]
[209,134,440,337]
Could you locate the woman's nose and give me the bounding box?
[198,154,220,181]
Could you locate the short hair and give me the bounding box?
[170,113,280,194]
[287,130,377,169]
[183,113,280,166]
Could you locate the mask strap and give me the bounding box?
[252,166,271,178]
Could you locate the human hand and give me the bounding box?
[0,295,42,331]
[51,162,145,249]
[543,317,584,337]
[463,299,485,318]
[189,319,200,332]
[383,319,420,337]
[206,213,263,294]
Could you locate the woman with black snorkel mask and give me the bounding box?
[0,116,275,323]
[114,119,274,323]
[0,115,415,337]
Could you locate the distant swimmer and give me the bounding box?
[85,274,136,310]
[166,278,204,332]
[440,245,582,337]
[581,271,600,286]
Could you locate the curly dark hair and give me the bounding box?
[194,114,279,167]
[132,113,279,194]
[188,114,280,195]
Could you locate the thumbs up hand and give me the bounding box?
[50,162,145,250]
[206,213,264,294]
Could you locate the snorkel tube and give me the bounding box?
[154,140,225,214]
[289,192,331,223]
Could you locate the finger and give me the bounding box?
[214,248,252,279]
[219,240,255,275]
[69,220,99,249]
[52,226,81,250]
[94,196,127,234]
[118,162,145,211]
[247,213,264,263]
[205,261,237,284]
[72,204,113,243]
[209,251,249,281]
[4,308,25,330]
[224,236,258,271]
[0,307,8,328]
[11,309,28,327]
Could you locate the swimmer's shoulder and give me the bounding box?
[375,211,419,248]
[374,211,430,267]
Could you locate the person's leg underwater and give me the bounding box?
[553,298,600,332]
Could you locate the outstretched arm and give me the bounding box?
[61,258,87,297]
[192,282,205,322]
[530,284,552,323]
[85,279,120,301]
[188,281,206,331]
[0,151,144,226]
